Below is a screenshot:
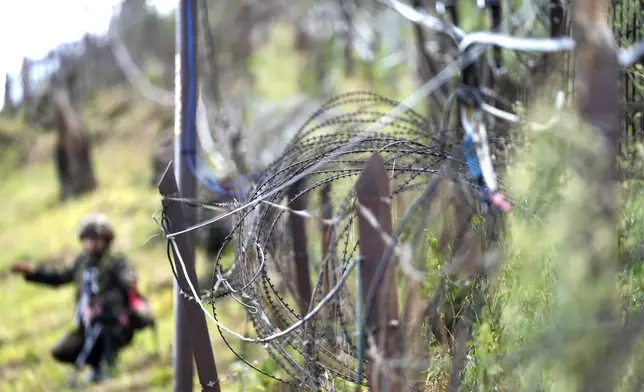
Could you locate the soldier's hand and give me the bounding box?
[10,263,35,276]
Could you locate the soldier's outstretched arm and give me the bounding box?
[23,259,79,287]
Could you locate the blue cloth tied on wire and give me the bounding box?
[455,86,486,187]
[453,87,511,212]
[461,131,481,181]
[461,131,490,210]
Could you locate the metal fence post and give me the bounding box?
[319,183,335,323]
[356,153,401,391]
[166,0,222,390]
[287,178,318,384]
[159,164,222,392]
[287,179,313,316]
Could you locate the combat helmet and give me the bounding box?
[78,212,115,243]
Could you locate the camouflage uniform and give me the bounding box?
[25,251,137,370]
[22,214,137,375]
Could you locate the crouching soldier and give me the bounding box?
[10,213,154,384]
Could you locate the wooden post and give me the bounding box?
[550,0,566,38]
[356,154,401,391]
[572,0,621,390]
[542,0,568,83]
[20,58,32,108]
[488,0,503,84]
[3,74,13,114]
[338,0,355,77]
[572,1,620,245]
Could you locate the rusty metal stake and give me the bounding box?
[287,178,318,385]
[356,153,401,391]
[287,178,313,316]
[320,182,334,320]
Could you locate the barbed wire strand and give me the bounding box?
[167,229,359,343]
[379,0,644,66]
[164,42,489,240]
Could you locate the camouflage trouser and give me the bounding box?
[51,325,134,369]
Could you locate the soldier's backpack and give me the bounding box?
[126,287,155,331]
